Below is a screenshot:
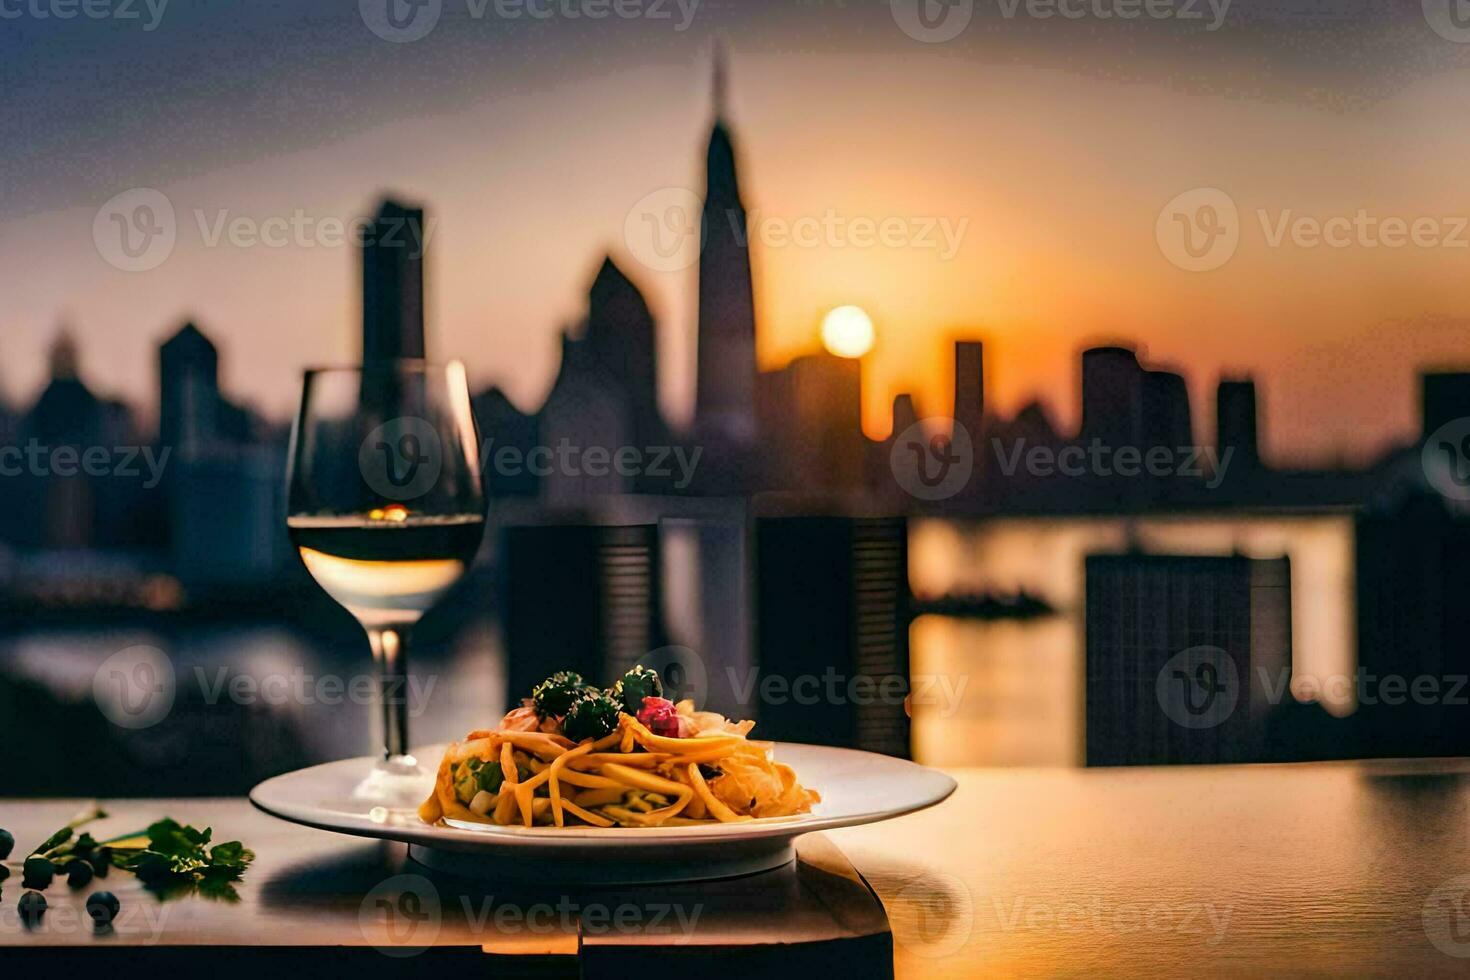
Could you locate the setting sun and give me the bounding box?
[821,305,875,359]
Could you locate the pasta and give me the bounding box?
[418,667,820,829]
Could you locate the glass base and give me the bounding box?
[350,754,433,810]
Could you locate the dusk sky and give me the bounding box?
[6,0,1470,463]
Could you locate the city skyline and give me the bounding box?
[7,8,1470,464]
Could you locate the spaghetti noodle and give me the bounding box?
[418,668,820,829]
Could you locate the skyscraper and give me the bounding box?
[159,322,219,457]
[361,198,427,364]
[755,516,911,757]
[757,351,862,489]
[1217,378,1260,473]
[1421,371,1470,440]
[694,47,758,447]
[1079,346,1143,449]
[585,256,662,449]
[536,256,669,499]
[1085,553,1291,765]
[1141,369,1191,451]
[953,340,984,441]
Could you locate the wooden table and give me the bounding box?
[5,758,1470,977]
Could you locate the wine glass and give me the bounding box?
[286,361,485,807]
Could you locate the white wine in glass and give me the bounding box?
[286,361,486,807]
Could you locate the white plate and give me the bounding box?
[250,743,956,884]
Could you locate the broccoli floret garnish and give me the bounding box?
[532,670,589,718]
[563,689,621,742]
[609,665,663,714]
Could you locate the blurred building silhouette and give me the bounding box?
[500,523,668,705]
[694,48,759,482]
[755,516,911,758]
[1356,496,1470,758]
[4,332,149,553]
[1422,371,1470,439]
[1080,346,1144,451]
[1216,378,1260,481]
[361,198,427,364]
[159,322,255,456]
[1085,554,1291,766]
[757,350,863,491]
[954,341,984,443]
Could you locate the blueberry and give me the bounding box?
[0,829,13,860]
[0,863,9,883]
[87,846,112,878]
[67,860,94,888]
[86,891,121,926]
[18,890,47,923]
[22,856,54,890]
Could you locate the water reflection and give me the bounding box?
[908,514,1357,767]
[0,617,506,796]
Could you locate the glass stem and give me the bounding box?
[367,626,413,764]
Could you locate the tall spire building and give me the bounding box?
[694,46,758,448]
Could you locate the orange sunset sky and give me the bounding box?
[4,4,1470,465]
